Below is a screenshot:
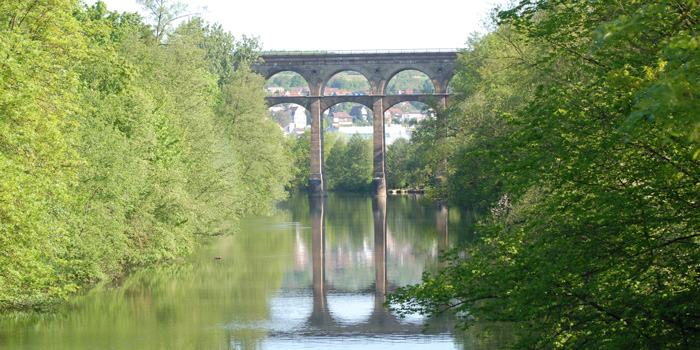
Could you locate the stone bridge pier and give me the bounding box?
[252,51,458,197]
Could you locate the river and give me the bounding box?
[0,193,514,349]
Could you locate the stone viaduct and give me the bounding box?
[251,51,458,197]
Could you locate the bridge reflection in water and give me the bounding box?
[272,196,452,337]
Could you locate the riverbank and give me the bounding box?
[1,1,290,311]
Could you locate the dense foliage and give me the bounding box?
[388,0,700,348]
[325,133,373,191]
[285,131,373,192]
[0,0,290,309]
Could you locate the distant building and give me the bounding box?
[325,125,373,138]
[324,87,342,96]
[331,111,353,125]
[284,122,308,137]
[384,108,403,119]
[291,86,310,96]
[283,123,295,134]
[266,86,284,95]
[400,111,426,122]
[290,106,308,128]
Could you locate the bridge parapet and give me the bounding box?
[261,48,460,54]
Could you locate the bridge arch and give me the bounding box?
[322,101,375,116]
[260,68,310,84]
[382,66,454,95]
[264,71,311,97]
[322,70,374,96]
[320,97,374,112]
[383,68,435,95]
[382,96,438,114]
[446,78,455,94]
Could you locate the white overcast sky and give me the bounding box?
[91,0,503,51]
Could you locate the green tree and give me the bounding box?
[1,0,87,307]
[290,74,307,88]
[218,67,291,212]
[325,135,347,190]
[136,0,190,43]
[408,100,458,202]
[284,131,311,191]
[1,0,293,309]
[271,110,292,126]
[326,134,372,191]
[386,138,411,189]
[389,1,700,348]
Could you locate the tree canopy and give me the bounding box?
[388,1,700,348]
[1,0,290,309]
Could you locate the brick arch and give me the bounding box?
[263,71,312,98]
[381,68,435,96]
[265,96,311,110]
[320,96,374,112]
[382,96,435,114]
[256,67,322,95]
[267,101,311,112]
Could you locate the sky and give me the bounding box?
[91,0,502,51]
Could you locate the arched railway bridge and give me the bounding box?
[251,50,458,197]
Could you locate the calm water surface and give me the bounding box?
[0,193,514,349]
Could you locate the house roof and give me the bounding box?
[332,111,352,119]
[386,108,403,115]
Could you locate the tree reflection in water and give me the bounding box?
[0,193,513,350]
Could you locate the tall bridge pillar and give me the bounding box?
[372,97,387,197]
[309,97,326,197]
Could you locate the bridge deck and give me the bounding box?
[259,51,459,65]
